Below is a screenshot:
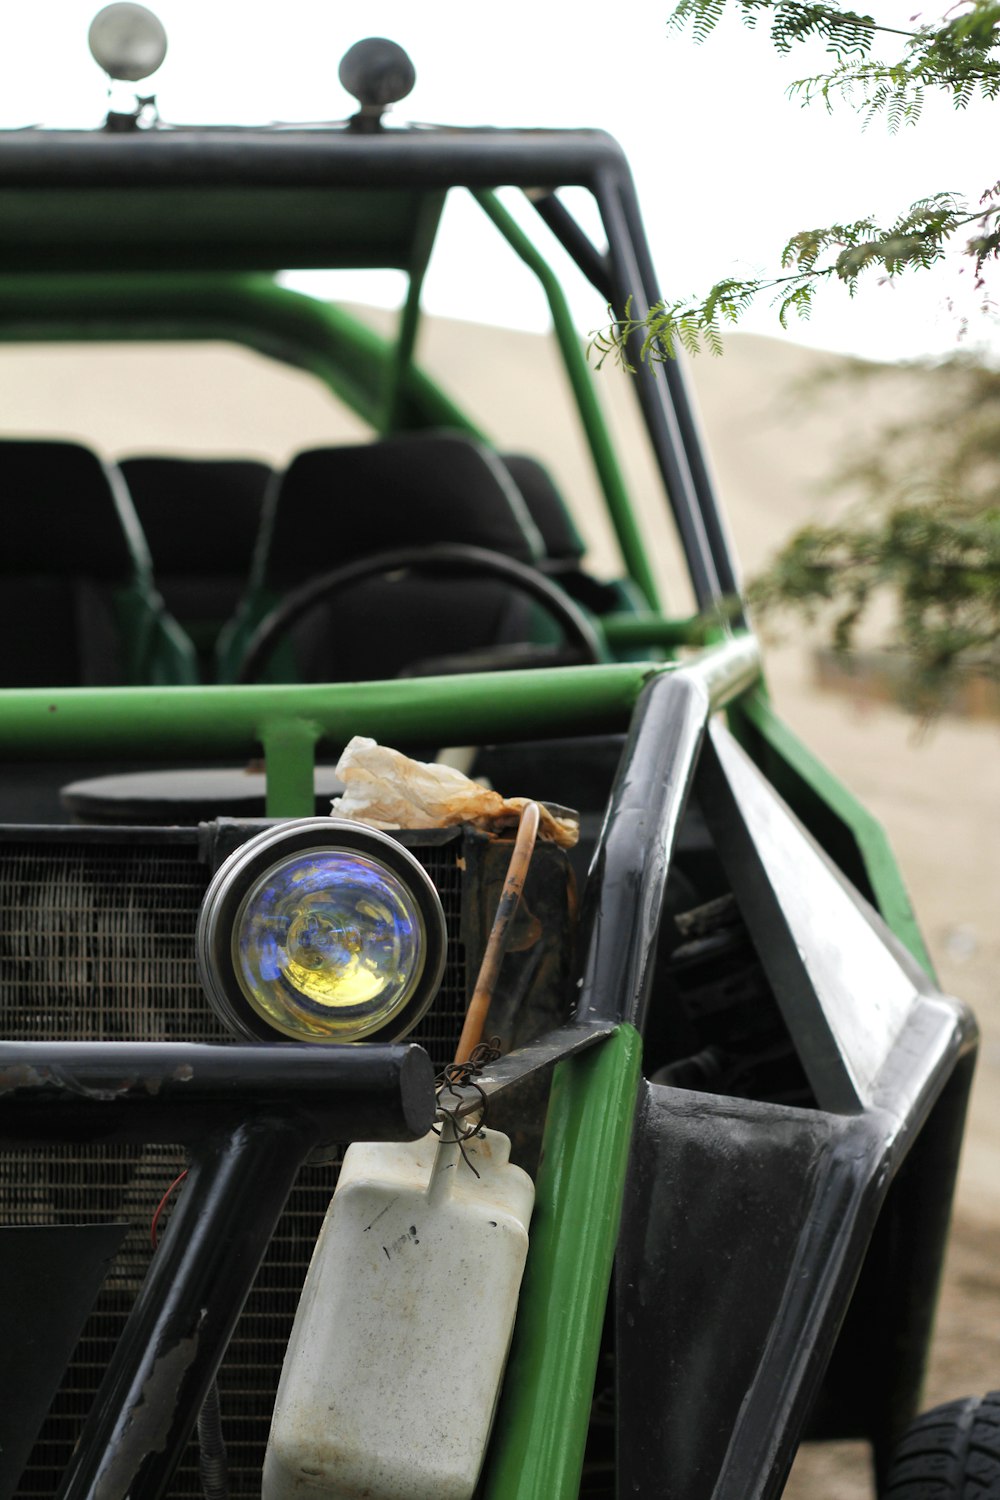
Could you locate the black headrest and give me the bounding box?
[502,453,586,561]
[120,457,272,574]
[261,432,543,584]
[0,440,146,578]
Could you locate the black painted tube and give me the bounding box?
[0,1040,435,1145]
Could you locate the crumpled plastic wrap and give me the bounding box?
[331,736,579,848]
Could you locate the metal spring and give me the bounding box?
[433,1037,501,1177]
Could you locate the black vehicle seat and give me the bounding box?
[502,452,642,617]
[119,455,272,680]
[218,430,550,682]
[0,439,196,687]
[502,453,588,564]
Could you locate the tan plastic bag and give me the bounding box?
[331,737,578,847]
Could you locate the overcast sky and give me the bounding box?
[3,0,998,365]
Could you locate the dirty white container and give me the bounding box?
[262,1127,534,1500]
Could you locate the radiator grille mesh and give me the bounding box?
[0,833,467,1497]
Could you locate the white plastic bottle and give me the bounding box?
[263,1126,534,1500]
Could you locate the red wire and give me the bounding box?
[150,1169,189,1249]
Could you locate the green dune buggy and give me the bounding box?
[0,19,983,1500]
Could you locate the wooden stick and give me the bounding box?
[453,801,541,1065]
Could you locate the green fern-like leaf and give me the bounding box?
[668,0,727,40]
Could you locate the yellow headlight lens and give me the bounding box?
[196,818,447,1045]
[235,849,426,1041]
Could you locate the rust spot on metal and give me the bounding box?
[78,1075,139,1102]
[0,1065,136,1102]
[0,1063,48,1093]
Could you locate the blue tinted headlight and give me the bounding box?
[197,819,446,1044]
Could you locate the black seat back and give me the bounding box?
[259,432,542,586]
[501,453,587,563]
[222,432,545,681]
[120,456,272,678]
[502,451,627,615]
[0,439,186,687]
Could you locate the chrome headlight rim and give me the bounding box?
[196,818,447,1045]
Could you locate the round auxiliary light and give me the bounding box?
[338,38,416,110]
[197,819,446,1045]
[88,3,167,83]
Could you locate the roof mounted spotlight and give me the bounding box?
[88,3,167,131]
[88,3,167,82]
[339,38,415,132]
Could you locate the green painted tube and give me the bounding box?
[0,638,761,762]
[484,1025,643,1500]
[0,272,478,438]
[601,610,712,648]
[381,194,446,433]
[0,664,655,758]
[260,716,321,818]
[473,192,660,610]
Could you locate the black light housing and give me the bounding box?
[339,38,415,130]
[88,3,167,82]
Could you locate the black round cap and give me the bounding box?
[339,38,416,109]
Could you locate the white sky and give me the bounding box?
[1,0,997,364]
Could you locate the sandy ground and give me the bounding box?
[0,320,995,1496]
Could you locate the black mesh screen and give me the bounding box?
[0,830,468,1497]
[0,840,214,1041]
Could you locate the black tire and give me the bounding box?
[883,1391,1000,1499]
